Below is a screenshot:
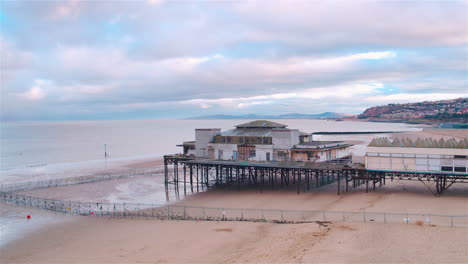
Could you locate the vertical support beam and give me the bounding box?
[337,170,341,195]
[237,166,241,190]
[373,172,376,191]
[345,170,349,192]
[281,169,284,186]
[315,170,319,188]
[366,171,369,193]
[297,169,301,194]
[189,164,194,192]
[183,164,187,196]
[206,166,209,187]
[164,156,169,185]
[174,161,178,184]
[261,168,264,193]
[196,164,199,192]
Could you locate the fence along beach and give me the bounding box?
[2,192,468,227]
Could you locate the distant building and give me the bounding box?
[178,120,352,162]
[365,137,468,174]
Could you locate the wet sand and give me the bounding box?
[2,129,468,263]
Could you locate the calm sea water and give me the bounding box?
[1,119,421,179]
[0,119,422,247]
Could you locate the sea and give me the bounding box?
[0,119,423,247]
[1,119,422,182]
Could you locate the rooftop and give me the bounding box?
[294,141,353,150]
[219,128,273,137]
[368,137,468,149]
[235,120,287,129]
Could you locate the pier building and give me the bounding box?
[365,137,468,174]
[178,120,352,163]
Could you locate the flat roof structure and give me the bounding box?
[235,120,288,129]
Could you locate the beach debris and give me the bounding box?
[316,221,332,227]
[214,228,233,232]
[415,220,424,226]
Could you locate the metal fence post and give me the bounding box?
[384,213,386,223]
[406,213,409,224]
[451,216,454,227]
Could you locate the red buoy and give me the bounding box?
[27,215,31,219]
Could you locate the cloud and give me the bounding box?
[177,82,383,110]
[17,86,46,101]
[49,0,81,20]
[0,1,466,120]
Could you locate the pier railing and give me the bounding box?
[2,192,467,227]
[0,167,164,193]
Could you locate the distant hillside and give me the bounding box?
[359,97,468,122]
[187,112,352,120]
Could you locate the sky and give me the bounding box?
[1,0,467,121]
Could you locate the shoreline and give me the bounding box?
[2,180,468,263]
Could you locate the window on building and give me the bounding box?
[221,137,226,143]
[266,152,271,161]
[454,155,467,159]
[245,138,249,143]
[249,150,256,158]
[441,166,454,172]
[218,150,223,160]
[239,137,244,144]
[227,137,231,143]
[263,137,269,144]
[454,167,467,172]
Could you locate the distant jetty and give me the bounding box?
[312,131,401,135]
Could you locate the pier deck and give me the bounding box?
[164,155,468,197]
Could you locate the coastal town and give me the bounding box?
[359,97,468,122]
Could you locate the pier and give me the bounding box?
[164,155,468,197]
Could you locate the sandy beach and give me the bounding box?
[4,177,468,263]
[2,129,467,263]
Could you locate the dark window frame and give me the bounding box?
[441,166,454,172]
